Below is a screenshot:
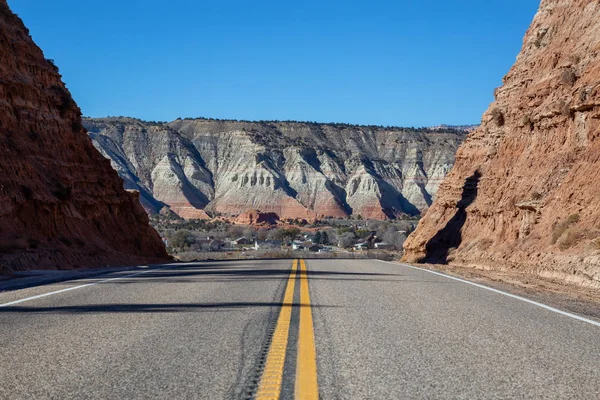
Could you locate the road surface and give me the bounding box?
[0,259,598,399]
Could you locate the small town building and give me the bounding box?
[256,240,282,250]
[308,244,322,252]
[208,240,226,251]
[354,242,369,251]
[232,237,253,246]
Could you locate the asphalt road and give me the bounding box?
[0,259,598,399]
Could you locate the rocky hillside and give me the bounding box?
[84,117,466,220]
[429,124,479,132]
[404,0,600,288]
[0,1,168,273]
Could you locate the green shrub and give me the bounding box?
[170,230,194,248]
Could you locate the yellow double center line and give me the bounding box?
[256,259,318,400]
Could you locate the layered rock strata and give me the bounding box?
[85,118,465,220]
[404,0,600,288]
[0,1,168,273]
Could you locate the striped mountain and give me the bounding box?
[85,117,466,220]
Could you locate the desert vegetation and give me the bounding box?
[560,68,577,86]
[490,108,505,126]
[149,211,416,261]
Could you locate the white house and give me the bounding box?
[231,237,253,246]
[353,242,369,251]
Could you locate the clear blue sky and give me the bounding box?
[11,0,539,127]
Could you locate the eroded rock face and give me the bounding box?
[85,118,465,220]
[86,118,213,219]
[234,209,279,225]
[404,0,600,288]
[0,2,168,273]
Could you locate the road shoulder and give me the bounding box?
[394,261,600,323]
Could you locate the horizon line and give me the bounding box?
[82,115,479,132]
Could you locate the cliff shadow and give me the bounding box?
[423,170,481,264]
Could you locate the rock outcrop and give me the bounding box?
[234,209,279,225]
[87,118,213,219]
[0,1,168,273]
[404,0,600,288]
[85,118,466,221]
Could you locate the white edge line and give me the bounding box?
[0,265,174,308]
[377,260,600,328]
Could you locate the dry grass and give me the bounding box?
[557,227,600,251]
[557,99,572,117]
[522,115,534,131]
[490,108,505,126]
[478,238,494,251]
[558,228,585,250]
[590,238,600,250]
[552,213,600,250]
[551,214,580,244]
[560,69,577,86]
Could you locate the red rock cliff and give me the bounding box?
[0,1,168,273]
[403,0,600,288]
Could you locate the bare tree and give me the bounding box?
[337,232,356,248]
[228,225,245,239]
[381,226,406,250]
[257,228,269,241]
[243,227,255,240]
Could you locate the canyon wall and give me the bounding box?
[84,117,466,221]
[404,0,600,288]
[0,1,168,273]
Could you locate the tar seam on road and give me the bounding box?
[295,259,319,400]
[255,259,298,399]
[0,265,173,308]
[378,260,600,328]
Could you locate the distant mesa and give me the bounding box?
[84,117,467,221]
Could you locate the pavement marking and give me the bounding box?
[256,259,298,399]
[295,259,319,400]
[0,265,173,308]
[377,260,600,328]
